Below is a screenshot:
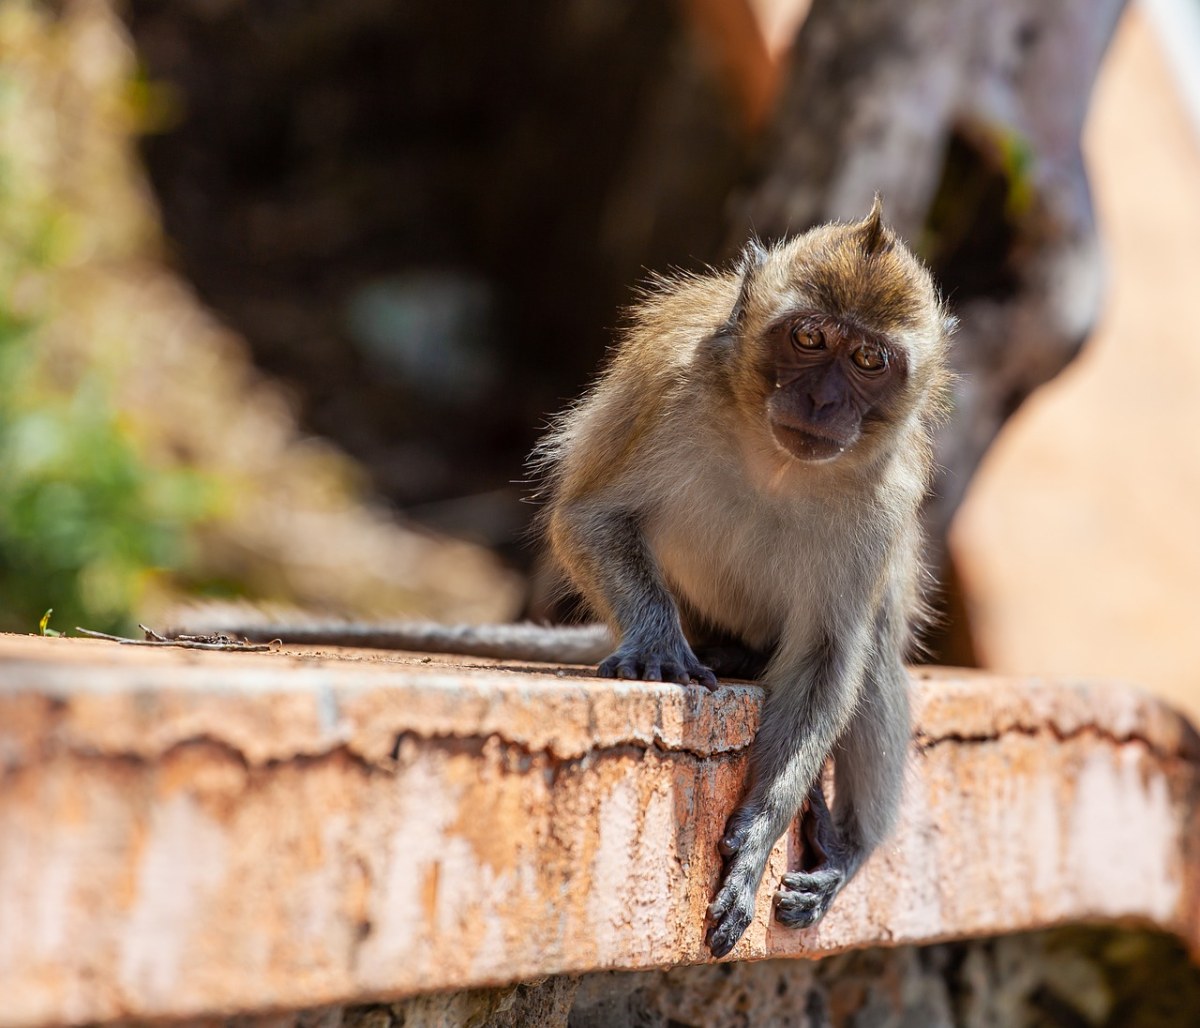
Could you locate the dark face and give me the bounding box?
[765,314,906,462]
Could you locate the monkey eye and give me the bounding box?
[851,341,888,372]
[792,325,826,351]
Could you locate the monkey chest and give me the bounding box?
[645,498,832,648]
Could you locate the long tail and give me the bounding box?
[169,614,613,665]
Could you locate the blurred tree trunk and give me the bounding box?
[734,0,1126,659]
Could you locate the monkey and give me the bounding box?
[531,196,952,956]
[177,198,951,959]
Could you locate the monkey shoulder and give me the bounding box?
[626,270,742,348]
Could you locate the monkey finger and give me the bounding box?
[705,896,755,957]
[692,666,719,689]
[706,877,744,923]
[718,811,755,858]
[706,863,752,921]
[705,920,741,959]
[597,656,621,678]
[706,892,731,922]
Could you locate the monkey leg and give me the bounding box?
[776,655,909,928]
[690,640,772,681]
[773,782,847,927]
[705,635,863,957]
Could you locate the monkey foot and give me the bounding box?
[598,645,717,688]
[773,865,844,928]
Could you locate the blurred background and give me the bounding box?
[0,0,1197,720]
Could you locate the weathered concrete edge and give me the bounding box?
[2,637,1196,767]
[1,635,1199,1027]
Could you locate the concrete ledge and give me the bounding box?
[1,634,1198,1027]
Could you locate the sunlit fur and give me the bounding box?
[533,201,952,956]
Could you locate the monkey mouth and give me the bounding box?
[769,420,857,463]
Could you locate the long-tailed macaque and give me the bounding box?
[179,199,951,958]
[534,198,952,955]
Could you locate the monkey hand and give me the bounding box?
[704,804,767,957]
[598,638,717,688]
[705,859,760,958]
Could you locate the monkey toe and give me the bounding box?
[774,866,844,929]
[773,886,822,928]
[774,898,822,929]
[706,912,752,959]
[774,889,819,912]
[779,867,843,893]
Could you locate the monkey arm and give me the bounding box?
[547,504,717,687]
[705,613,874,957]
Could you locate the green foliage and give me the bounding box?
[0,339,212,633]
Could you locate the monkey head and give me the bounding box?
[724,198,951,465]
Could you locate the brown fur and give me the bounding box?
[532,203,952,957]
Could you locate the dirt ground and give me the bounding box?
[951,9,1200,722]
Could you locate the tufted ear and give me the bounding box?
[857,193,894,257]
[727,237,768,329]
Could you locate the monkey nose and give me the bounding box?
[808,391,837,414]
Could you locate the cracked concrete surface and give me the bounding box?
[1,633,1198,1027]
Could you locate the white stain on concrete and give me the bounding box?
[590,778,677,963]
[118,795,229,1004]
[590,776,642,963]
[355,761,461,983]
[30,831,73,962]
[1027,772,1064,909]
[1067,748,1180,920]
[628,787,676,956]
[879,768,945,940]
[0,806,71,973]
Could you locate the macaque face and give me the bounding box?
[764,314,907,462]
